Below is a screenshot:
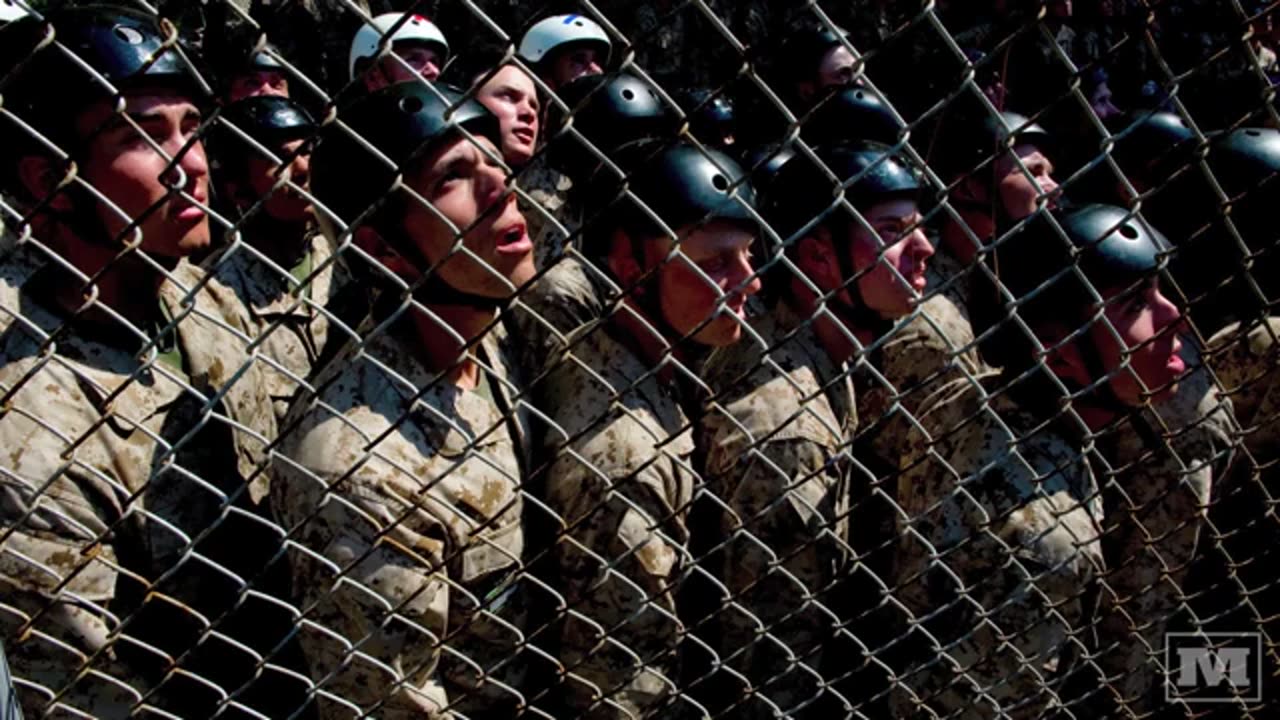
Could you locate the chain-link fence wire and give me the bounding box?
[0,0,1278,718]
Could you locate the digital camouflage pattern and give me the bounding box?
[0,248,277,718]
[1208,316,1280,461]
[1093,339,1235,712]
[698,297,856,718]
[537,322,698,719]
[892,374,1105,719]
[272,323,531,720]
[212,231,351,420]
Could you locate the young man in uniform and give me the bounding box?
[892,205,1193,718]
[0,7,280,717]
[698,142,934,718]
[538,141,760,719]
[348,12,449,92]
[275,82,543,719]
[212,95,353,420]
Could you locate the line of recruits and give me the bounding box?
[0,4,1273,720]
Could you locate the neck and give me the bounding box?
[243,213,313,269]
[49,225,169,331]
[609,297,684,381]
[942,211,992,266]
[788,283,872,366]
[407,300,496,389]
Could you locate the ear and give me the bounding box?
[796,227,842,292]
[605,228,645,292]
[354,225,419,281]
[17,155,74,212]
[1040,322,1092,385]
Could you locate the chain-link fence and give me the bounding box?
[0,0,1278,718]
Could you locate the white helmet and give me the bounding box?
[517,14,611,66]
[0,0,29,23]
[348,12,450,80]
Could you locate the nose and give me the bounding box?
[1038,174,1060,201]
[1152,288,1182,331]
[909,228,934,262]
[165,137,209,192]
[477,157,509,210]
[586,60,603,76]
[422,62,441,81]
[517,99,537,126]
[729,247,762,298]
[288,151,311,190]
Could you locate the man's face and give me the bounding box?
[995,143,1058,220]
[244,138,312,224]
[229,69,289,102]
[547,45,604,89]
[652,219,760,347]
[815,44,857,92]
[475,65,540,166]
[367,41,443,91]
[1090,82,1121,121]
[401,135,535,298]
[1090,279,1185,404]
[76,90,211,259]
[848,198,934,319]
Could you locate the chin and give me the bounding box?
[693,319,742,348]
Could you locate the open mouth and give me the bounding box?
[512,127,536,145]
[494,222,533,255]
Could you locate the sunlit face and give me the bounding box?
[243,138,312,223]
[229,69,289,102]
[1089,279,1185,404]
[366,42,443,91]
[652,220,761,346]
[475,65,540,166]
[995,143,1059,220]
[547,45,604,89]
[76,89,211,259]
[401,135,535,298]
[848,198,934,319]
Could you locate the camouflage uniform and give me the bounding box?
[1092,339,1236,712]
[1208,316,1280,461]
[891,374,1105,719]
[0,249,276,719]
[538,323,699,719]
[697,298,856,718]
[272,320,532,720]
[519,156,579,270]
[212,231,350,420]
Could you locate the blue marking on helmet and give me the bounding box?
[563,14,580,24]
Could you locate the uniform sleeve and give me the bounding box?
[545,427,687,720]
[891,397,1103,719]
[710,437,851,718]
[274,419,452,720]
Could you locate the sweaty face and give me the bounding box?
[76,90,211,259]
[402,135,535,298]
[475,65,540,166]
[653,220,761,347]
[849,198,934,319]
[229,69,289,102]
[244,138,312,223]
[367,42,443,90]
[995,143,1058,220]
[548,45,604,89]
[1090,279,1185,404]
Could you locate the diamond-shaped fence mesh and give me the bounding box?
[0,0,1278,718]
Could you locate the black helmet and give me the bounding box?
[1208,127,1280,201]
[1108,111,1198,185]
[779,24,853,87]
[939,109,1053,181]
[547,72,676,180]
[220,95,315,152]
[311,83,498,229]
[743,143,798,199]
[805,84,902,146]
[996,204,1169,328]
[679,88,736,149]
[3,6,209,133]
[593,140,757,245]
[765,141,922,240]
